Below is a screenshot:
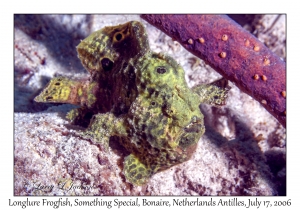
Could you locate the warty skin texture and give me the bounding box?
[35,21,229,185]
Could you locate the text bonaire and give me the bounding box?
[9,198,171,209]
[9,197,292,209]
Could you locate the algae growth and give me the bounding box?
[35,21,230,185]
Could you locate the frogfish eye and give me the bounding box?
[156,67,166,74]
[101,58,114,71]
[115,33,123,41]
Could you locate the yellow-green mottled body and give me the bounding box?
[34,21,230,185]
